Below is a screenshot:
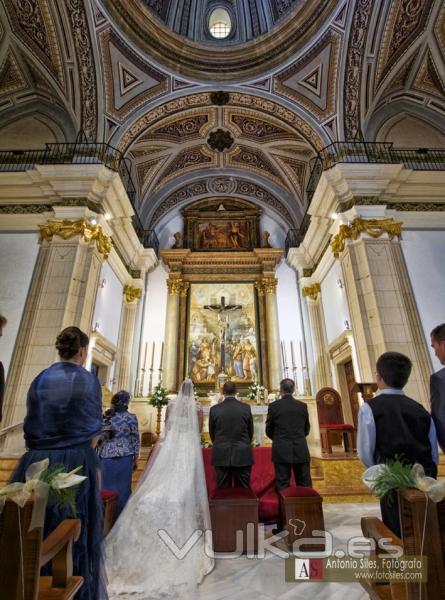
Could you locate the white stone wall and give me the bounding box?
[401,229,445,371]
[139,262,169,393]
[276,260,305,392]
[0,232,39,376]
[320,259,351,344]
[92,261,123,346]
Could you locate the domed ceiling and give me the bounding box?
[0,0,445,243]
[143,0,301,43]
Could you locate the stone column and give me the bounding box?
[260,277,282,391]
[302,282,331,391]
[163,278,188,393]
[2,218,110,451]
[332,217,432,407]
[114,285,142,392]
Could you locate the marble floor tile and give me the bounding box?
[197,503,381,600]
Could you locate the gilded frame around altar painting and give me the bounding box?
[185,282,261,389]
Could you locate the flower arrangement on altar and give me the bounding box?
[149,383,169,408]
[0,458,86,518]
[247,381,267,404]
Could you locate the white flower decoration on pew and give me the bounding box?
[0,458,87,530]
[362,459,445,503]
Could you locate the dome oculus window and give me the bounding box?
[209,8,232,39]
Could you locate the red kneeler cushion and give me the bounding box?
[319,424,354,430]
[100,489,118,501]
[279,486,320,498]
[203,447,298,523]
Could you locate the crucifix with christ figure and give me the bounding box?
[203,296,242,374]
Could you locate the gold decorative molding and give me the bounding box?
[123,285,142,303]
[255,277,278,295]
[339,197,445,213]
[38,219,112,259]
[167,278,189,296]
[331,218,403,259]
[302,282,321,301]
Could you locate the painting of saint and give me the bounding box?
[187,283,259,385]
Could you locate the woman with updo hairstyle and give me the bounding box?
[99,390,139,517]
[11,326,108,600]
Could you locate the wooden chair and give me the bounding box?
[361,488,445,600]
[0,498,83,600]
[316,387,356,454]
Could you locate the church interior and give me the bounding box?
[1,0,445,598]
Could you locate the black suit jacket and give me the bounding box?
[266,394,310,464]
[209,396,254,467]
[430,367,445,453]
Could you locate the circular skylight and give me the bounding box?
[209,8,232,39]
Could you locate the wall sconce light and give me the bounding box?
[88,216,97,226]
[93,322,100,332]
[337,279,344,288]
[344,320,350,330]
[100,278,107,288]
[331,212,337,220]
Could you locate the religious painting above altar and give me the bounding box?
[183,197,260,251]
[187,283,260,386]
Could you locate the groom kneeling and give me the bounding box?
[209,381,254,487]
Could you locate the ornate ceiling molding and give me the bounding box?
[115,91,325,153]
[99,0,341,81]
[148,176,295,229]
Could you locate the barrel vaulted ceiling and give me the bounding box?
[0,1,445,234]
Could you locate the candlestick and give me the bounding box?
[280,341,286,376]
[299,341,304,367]
[159,341,164,370]
[150,341,155,370]
[143,342,148,369]
[290,341,296,370]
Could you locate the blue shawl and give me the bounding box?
[24,362,102,449]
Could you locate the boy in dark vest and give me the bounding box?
[357,351,438,537]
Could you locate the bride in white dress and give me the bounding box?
[105,379,214,599]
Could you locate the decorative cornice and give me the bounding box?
[302,282,321,301]
[0,198,103,215]
[339,197,445,212]
[331,218,403,259]
[123,285,142,303]
[38,219,112,259]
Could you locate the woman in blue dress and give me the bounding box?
[99,391,139,517]
[11,326,108,600]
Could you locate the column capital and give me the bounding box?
[255,277,277,295]
[331,217,402,259]
[302,282,321,301]
[38,218,112,259]
[167,278,189,296]
[123,284,142,304]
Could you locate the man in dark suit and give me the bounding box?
[266,378,312,491]
[430,323,445,453]
[209,380,254,487]
[0,314,6,423]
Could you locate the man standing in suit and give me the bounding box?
[266,378,312,491]
[209,380,254,487]
[0,314,6,423]
[430,323,445,452]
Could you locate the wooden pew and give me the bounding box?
[361,488,445,600]
[0,498,83,600]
